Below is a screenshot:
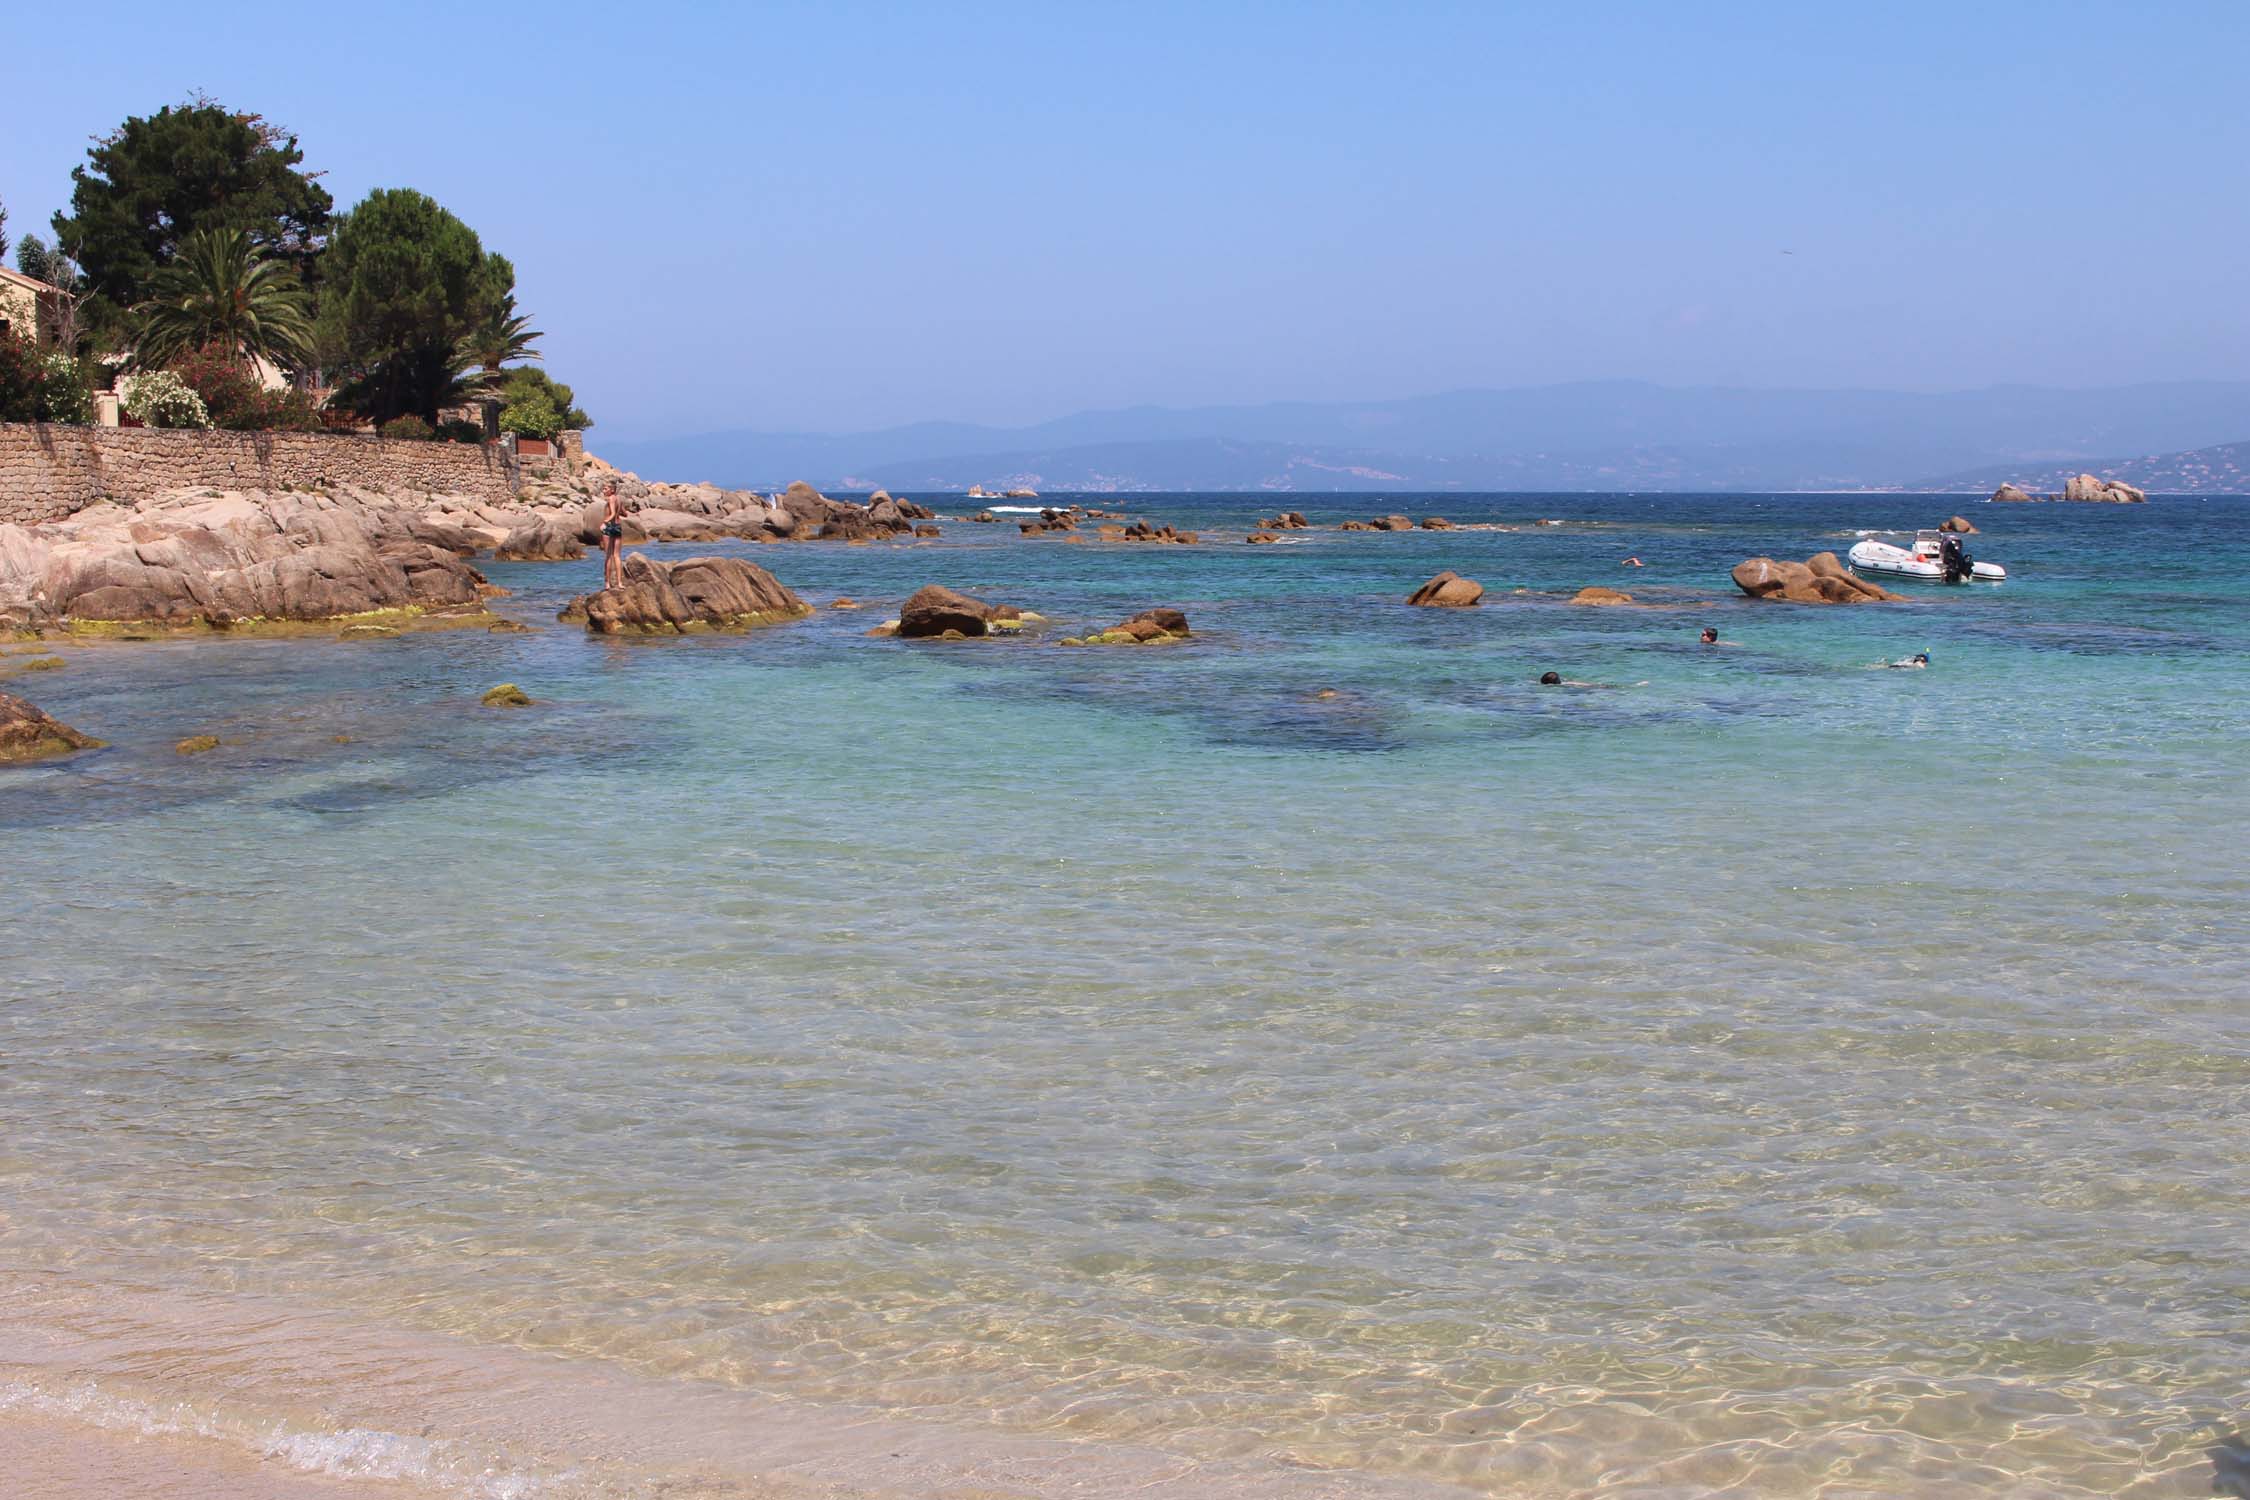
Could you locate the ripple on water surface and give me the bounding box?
[4,492,2247,1497]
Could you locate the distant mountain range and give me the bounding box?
[597,381,2250,493]
[1912,438,2250,495]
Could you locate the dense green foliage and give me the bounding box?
[0,197,9,263]
[15,234,70,288]
[437,418,486,443]
[497,391,562,440]
[132,228,317,372]
[319,189,511,424]
[51,98,332,346]
[19,98,563,436]
[377,414,435,440]
[497,365,591,431]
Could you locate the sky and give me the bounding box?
[3,1,2246,441]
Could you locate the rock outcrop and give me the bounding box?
[0,691,103,762]
[1732,551,1902,604]
[559,554,811,634]
[1246,531,1281,544]
[495,517,586,561]
[1407,571,1484,607]
[1939,515,1978,534]
[1420,517,1454,530]
[1258,511,1309,530]
[0,488,495,632]
[896,584,1026,639]
[1990,484,2037,504]
[480,683,533,707]
[1372,515,1416,531]
[2063,473,2147,504]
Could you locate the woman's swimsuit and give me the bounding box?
[601,521,623,539]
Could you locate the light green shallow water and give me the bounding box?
[3,493,2245,1496]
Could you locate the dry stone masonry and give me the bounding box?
[0,423,524,526]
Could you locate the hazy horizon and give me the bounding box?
[5,2,2248,442]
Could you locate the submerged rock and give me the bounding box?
[0,691,104,763]
[1059,607,1193,647]
[1406,571,1484,607]
[174,734,221,755]
[1570,586,1635,606]
[559,554,811,635]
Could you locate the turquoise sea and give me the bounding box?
[4,493,2246,1498]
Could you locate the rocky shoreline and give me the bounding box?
[2,455,2064,765]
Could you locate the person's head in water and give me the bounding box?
[1913,651,1930,666]
[1700,627,1718,644]
[1538,671,1562,686]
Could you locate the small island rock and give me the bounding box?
[898,584,1010,638]
[2063,473,2147,504]
[559,554,810,635]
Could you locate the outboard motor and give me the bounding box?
[1938,532,1974,583]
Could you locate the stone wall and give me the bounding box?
[0,424,524,526]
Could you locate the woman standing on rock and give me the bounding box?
[600,481,626,591]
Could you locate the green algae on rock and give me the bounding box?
[480,684,533,708]
[0,691,105,763]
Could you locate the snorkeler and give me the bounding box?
[1873,651,1931,670]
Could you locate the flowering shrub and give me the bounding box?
[37,354,95,424]
[123,370,213,429]
[378,414,434,441]
[167,346,324,431]
[0,330,95,423]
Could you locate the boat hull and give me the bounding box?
[1847,539,2005,583]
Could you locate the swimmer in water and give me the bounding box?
[1622,556,1644,567]
[1873,651,1931,670]
[1700,627,1718,644]
[1538,671,1562,685]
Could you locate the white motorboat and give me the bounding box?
[1847,529,2005,583]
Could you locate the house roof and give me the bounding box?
[0,265,65,296]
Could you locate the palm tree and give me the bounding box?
[461,292,543,376]
[131,227,317,372]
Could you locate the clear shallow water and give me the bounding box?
[3,493,2246,1497]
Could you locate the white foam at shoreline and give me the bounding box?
[0,1377,544,1498]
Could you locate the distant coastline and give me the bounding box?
[598,379,2250,495]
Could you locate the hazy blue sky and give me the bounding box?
[3,2,2245,439]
